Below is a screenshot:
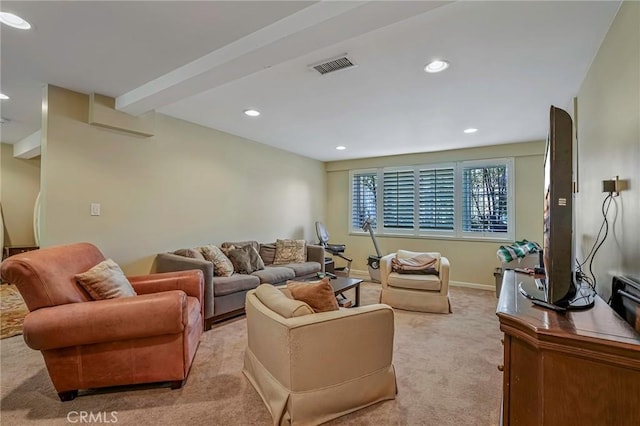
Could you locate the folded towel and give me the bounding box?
[497,240,541,263]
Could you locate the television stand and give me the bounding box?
[518,278,595,311]
[497,270,640,425]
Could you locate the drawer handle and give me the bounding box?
[497,364,504,372]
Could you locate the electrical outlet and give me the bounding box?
[90,203,101,216]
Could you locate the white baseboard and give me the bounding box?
[350,269,494,292]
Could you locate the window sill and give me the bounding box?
[348,231,514,244]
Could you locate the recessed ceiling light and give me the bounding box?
[336,146,346,150]
[0,12,31,30]
[464,128,478,134]
[243,109,260,117]
[0,93,9,100]
[424,60,449,73]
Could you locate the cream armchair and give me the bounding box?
[243,284,397,426]
[380,250,452,313]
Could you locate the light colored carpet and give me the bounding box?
[0,283,503,425]
[0,284,29,340]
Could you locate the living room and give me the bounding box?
[1,1,638,425]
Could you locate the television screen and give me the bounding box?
[520,106,594,310]
[543,106,575,305]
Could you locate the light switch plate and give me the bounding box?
[90,203,101,216]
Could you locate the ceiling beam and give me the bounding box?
[13,130,41,159]
[116,1,450,116]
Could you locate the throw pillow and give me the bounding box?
[287,278,339,313]
[199,245,234,277]
[246,245,265,271]
[273,239,306,265]
[173,248,205,260]
[75,259,137,300]
[259,243,276,265]
[227,247,253,274]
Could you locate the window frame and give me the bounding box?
[349,168,379,234]
[348,158,515,241]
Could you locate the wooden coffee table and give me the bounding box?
[298,275,363,307]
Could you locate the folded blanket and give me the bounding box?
[392,253,438,275]
[497,240,541,263]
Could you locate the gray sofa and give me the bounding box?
[155,240,324,330]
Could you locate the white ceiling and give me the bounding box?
[0,1,621,161]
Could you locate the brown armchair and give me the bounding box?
[0,242,204,401]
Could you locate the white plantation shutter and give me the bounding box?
[383,169,414,230]
[349,158,512,240]
[419,167,455,231]
[462,164,509,235]
[351,171,377,231]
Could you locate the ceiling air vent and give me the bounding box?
[310,54,357,75]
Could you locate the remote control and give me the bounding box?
[514,268,533,274]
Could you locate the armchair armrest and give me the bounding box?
[23,291,188,351]
[380,253,395,287]
[439,257,450,294]
[306,244,325,267]
[154,253,213,320]
[129,270,204,301]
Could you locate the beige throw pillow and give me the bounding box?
[273,239,306,265]
[199,245,234,277]
[75,259,137,300]
[287,278,339,313]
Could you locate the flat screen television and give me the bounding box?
[519,105,595,310]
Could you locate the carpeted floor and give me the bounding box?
[0,283,503,425]
[0,284,29,340]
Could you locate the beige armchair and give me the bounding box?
[243,284,397,425]
[380,249,452,313]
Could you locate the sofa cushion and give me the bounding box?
[212,274,260,297]
[273,239,306,265]
[254,284,313,318]
[199,245,234,277]
[252,266,295,284]
[278,261,321,277]
[75,259,137,300]
[388,272,442,291]
[287,278,339,313]
[259,243,277,265]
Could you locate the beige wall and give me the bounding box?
[41,85,326,274]
[0,142,41,246]
[576,1,639,301]
[325,141,545,287]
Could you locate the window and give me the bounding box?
[383,169,414,230]
[461,163,509,236]
[349,159,513,241]
[419,167,455,232]
[350,170,377,231]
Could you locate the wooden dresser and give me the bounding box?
[496,270,640,425]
